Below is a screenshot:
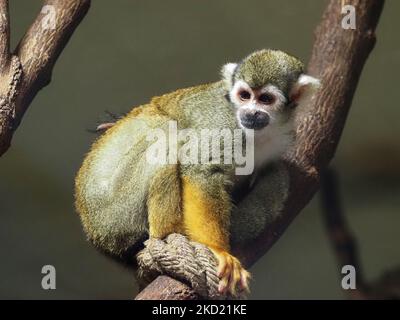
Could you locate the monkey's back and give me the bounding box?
[75,105,166,258]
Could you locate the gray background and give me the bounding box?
[0,0,399,299]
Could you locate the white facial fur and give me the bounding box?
[221,62,320,174]
[229,80,287,129]
[227,80,292,172]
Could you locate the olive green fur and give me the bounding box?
[234,49,304,95]
[231,163,290,245]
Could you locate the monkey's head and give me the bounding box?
[222,49,320,131]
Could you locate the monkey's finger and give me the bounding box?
[229,262,241,296]
[240,269,251,293]
[218,275,229,294]
[218,255,233,294]
[216,255,227,278]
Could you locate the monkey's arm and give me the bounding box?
[180,166,250,294]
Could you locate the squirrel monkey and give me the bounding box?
[75,49,319,295]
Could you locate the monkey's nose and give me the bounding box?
[240,110,270,130]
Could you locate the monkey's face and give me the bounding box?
[222,49,320,134]
[229,79,290,131]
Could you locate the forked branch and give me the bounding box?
[0,0,90,156]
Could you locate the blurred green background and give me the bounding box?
[0,0,399,299]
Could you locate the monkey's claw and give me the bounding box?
[210,248,251,296]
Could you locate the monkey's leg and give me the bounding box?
[147,164,184,239]
[182,174,250,295]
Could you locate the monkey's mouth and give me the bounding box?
[240,111,270,130]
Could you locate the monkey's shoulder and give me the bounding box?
[150,81,224,106]
[149,81,234,129]
[107,81,234,134]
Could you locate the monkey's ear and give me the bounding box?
[289,74,320,105]
[221,63,238,87]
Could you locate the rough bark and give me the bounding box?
[136,276,199,300]
[136,0,385,300]
[0,0,90,156]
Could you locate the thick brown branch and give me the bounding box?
[136,0,385,300]
[0,0,90,156]
[238,0,384,267]
[135,276,199,300]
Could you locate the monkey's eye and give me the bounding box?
[238,90,251,101]
[258,93,275,104]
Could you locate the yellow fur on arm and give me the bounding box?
[182,176,231,252]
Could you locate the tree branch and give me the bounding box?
[321,169,400,300]
[136,276,199,300]
[0,0,10,70]
[320,168,368,299]
[136,0,385,300]
[0,0,90,157]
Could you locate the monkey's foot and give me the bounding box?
[209,248,251,296]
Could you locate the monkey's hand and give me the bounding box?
[209,246,251,295]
